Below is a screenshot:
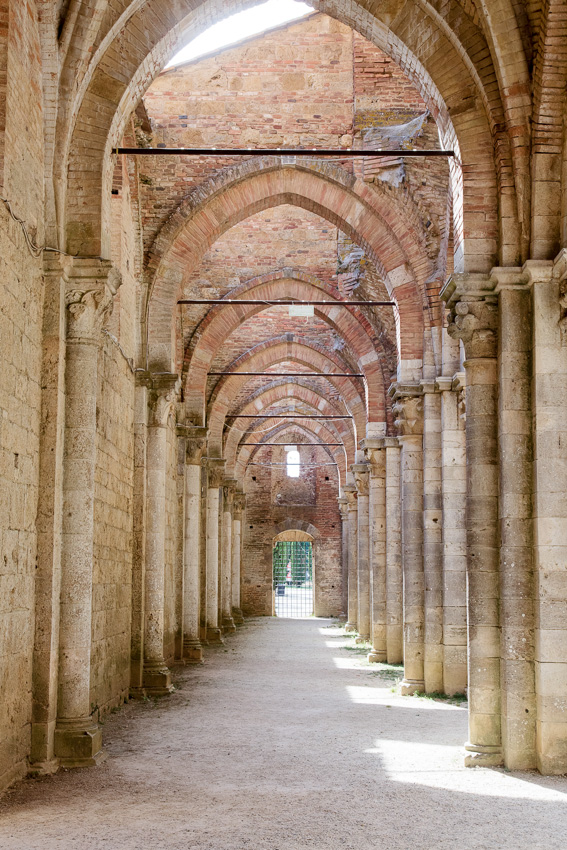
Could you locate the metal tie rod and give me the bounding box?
[115,147,455,158]
[179,299,394,306]
[226,414,352,419]
[209,371,364,377]
[240,442,343,446]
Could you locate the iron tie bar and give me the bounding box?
[115,147,455,158]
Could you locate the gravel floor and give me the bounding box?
[1,617,566,850]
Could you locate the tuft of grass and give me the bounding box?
[412,690,468,705]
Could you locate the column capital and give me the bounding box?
[338,496,349,521]
[148,373,180,427]
[382,436,401,449]
[233,491,246,516]
[64,259,122,344]
[389,384,423,437]
[223,478,238,508]
[343,484,358,509]
[362,438,386,472]
[441,273,498,360]
[207,458,226,488]
[180,426,208,464]
[352,463,370,496]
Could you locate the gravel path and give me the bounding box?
[1,617,566,850]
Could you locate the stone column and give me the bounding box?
[384,438,403,664]
[421,382,444,693]
[364,442,387,662]
[232,492,245,625]
[143,374,179,695]
[494,270,536,769]
[444,273,502,766]
[353,464,371,642]
[526,258,567,774]
[343,485,358,633]
[338,496,349,620]
[206,459,225,644]
[54,260,121,767]
[221,479,237,634]
[436,374,467,696]
[182,427,208,663]
[392,388,424,695]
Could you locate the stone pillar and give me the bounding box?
[526,258,567,774]
[436,374,467,696]
[182,428,208,663]
[232,492,245,625]
[221,480,237,634]
[206,459,225,644]
[365,442,387,663]
[353,464,371,642]
[444,273,502,766]
[421,382,444,693]
[384,438,403,663]
[54,260,121,767]
[143,374,178,695]
[392,388,424,695]
[338,497,349,619]
[343,485,358,632]
[493,270,536,768]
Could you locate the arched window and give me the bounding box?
[286,450,300,478]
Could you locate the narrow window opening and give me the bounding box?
[286,449,300,478]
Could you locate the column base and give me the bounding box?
[368,649,387,663]
[183,640,204,664]
[345,622,357,633]
[54,720,106,768]
[129,686,148,700]
[206,627,224,645]
[355,634,370,644]
[222,616,237,634]
[400,678,425,695]
[28,758,59,776]
[232,608,245,625]
[142,663,174,696]
[464,742,503,768]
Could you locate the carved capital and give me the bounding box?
[223,478,238,509]
[392,394,423,436]
[65,260,122,343]
[148,373,180,427]
[362,438,386,475]
[207,459,226,489]
[352,463,369,496]
[338,496,349,521]
[446,298,498,359]
[233,491,246,515]
[343,484,357,510]
[183,426,208,465]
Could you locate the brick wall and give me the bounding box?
[241,436,342,618]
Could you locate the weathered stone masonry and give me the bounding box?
[1,0,567,795]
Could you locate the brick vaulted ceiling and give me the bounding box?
[111,13,455,458]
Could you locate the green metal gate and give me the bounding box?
[273,541,313,618]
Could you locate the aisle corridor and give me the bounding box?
[1,619,566,850]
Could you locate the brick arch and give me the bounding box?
[206,340,367,450]
[148,168,429,377]
[61,0,513,272]
[184,277,387,423]
[233,422,347,486]
[221,384,356,461]
[272,518,321,541]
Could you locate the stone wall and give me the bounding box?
[91,337,135,716]
[0,0,44,791]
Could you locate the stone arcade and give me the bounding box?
[1,0,567,808]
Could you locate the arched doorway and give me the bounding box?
[272,530,314,619]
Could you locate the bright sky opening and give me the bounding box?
[166,0,315,68]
